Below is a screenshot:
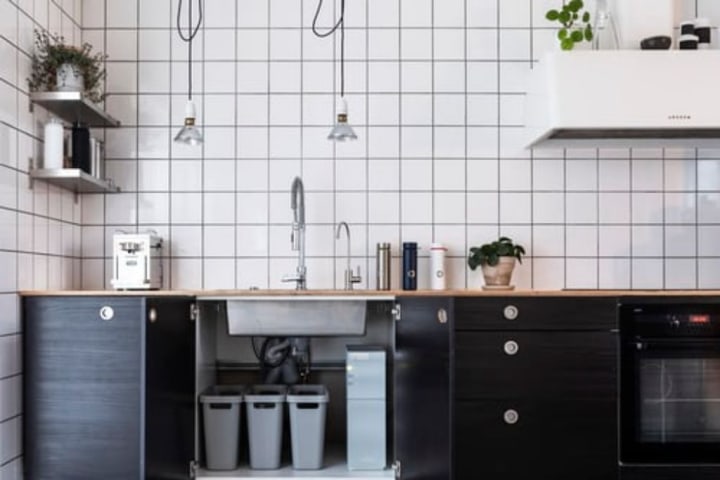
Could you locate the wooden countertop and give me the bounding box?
[18,289,720,297]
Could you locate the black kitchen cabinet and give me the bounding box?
[23,296,196,480]
[394,296,453,479]
[454,296,618,480]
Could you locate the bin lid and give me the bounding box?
[199,385,244,404]
[244,384,287,403]
[286,384,329,404]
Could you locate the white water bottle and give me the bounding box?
[43,117,64,169]
[430,243,447,290]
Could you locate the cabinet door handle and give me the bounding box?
[437,308,448,324]
[504,409,519,425]
[503,305,519,320]
[503,340,519,356]
[148,308,158,323]
[99,306,114,321]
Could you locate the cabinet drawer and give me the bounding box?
[455,296,617,330]
[455,331,617,401]
[455,399,618,480]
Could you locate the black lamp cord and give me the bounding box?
[177,0,203,101]
[312,0,346,98]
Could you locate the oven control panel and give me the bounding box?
[622,306,720,338]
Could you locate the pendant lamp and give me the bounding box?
[174,0,203,146]
[312,0,357,141]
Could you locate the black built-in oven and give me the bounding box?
[620,298,720,478]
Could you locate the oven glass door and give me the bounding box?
[621,340,720,464]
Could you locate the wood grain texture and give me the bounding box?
[24,296,144,480]
[456,399,617,480]
[455,296,618,330]
[455,331,617,401]
[394,297,453,479]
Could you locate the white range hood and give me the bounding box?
[526,51,720,149]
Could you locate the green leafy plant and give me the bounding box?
[546,0,593,50]
[28,30,107,103]
[468,237,526,270]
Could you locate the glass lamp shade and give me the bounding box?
[327,97,357,141]
[174,99,203,146]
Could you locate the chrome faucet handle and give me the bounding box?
[282,272,305,289]
[344,265,362,290]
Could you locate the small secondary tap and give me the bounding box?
[335,221,361,290]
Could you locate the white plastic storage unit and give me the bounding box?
[347,346,387,470]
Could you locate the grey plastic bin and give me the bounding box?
[245,385,287,470]
[200,386,244,471]
[287,385,329,470]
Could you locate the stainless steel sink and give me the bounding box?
[202,296,392,336]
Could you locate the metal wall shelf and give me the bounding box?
[30,168,119,194]
[30,91,120,128]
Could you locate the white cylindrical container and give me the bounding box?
[43,117,64,169]
[430,243,447,291]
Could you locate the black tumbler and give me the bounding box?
[71,124,91,174]
[402,242,417,291]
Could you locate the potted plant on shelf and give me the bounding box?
[468,236,526,290]
[28,30,107,103]
[546,0,593,50]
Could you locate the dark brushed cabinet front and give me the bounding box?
[455,331,617,401]
[456,399,617,480]
[24,297,144,480]
[145,297,196,480]
[394,297,453,480]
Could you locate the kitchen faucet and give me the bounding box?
[335,221,362,290]
[282,177,307,290]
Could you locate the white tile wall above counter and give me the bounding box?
[75,0,720,292]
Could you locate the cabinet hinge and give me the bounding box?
[392,460,402,479]
[190,303,198,322]
[189,460,198,478]
[391,304,401,321]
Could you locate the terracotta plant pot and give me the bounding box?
[481,257,516,286]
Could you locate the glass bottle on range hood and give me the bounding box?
[593,0,620,50]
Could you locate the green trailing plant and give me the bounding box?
[468,237,526,270]
[28,30,107,103]
[546,0,593,50]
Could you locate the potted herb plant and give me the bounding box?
[546,0,593,50]
[468,236,526,289]
[28,30,107,103]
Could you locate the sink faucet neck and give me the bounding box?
[284,177,307,290]
[335,221,361,290]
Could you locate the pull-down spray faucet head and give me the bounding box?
[290,177,305,251]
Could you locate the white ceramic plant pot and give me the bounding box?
[481,257,516,287]
[56,63,84,92]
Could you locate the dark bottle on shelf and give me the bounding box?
[71,123,91,174]
[402,242,418,291]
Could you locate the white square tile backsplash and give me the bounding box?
[60,0,720,294]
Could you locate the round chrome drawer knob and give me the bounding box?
[503,305,519,321]
[504,340,519,356]
[99,306,114,321]
[504,409,519,425]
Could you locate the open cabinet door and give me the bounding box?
[394,297,453,479]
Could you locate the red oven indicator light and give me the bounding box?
[689,314,711,324]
